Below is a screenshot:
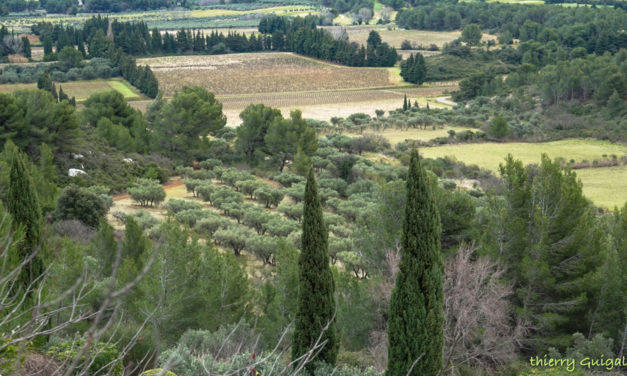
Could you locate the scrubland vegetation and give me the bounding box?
[1,0,626,375]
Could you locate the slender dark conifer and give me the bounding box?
[387,149,444,376]
[292,168,338,371]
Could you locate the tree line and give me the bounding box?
[1,0,189,14]
[32,18,158,98]
[32,15,398,68]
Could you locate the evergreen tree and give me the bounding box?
[43,35,53,56]
[7,150,44,293]
[37,72,53,92]
[403,94,408,111]
[292,168,338,371]
[387,149,444,376]
[21,36,31,59]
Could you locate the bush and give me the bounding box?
[128,178,165,207]
[273,172,305,187]
[53,185,107,228]
[253,186,285,208]
[196,215,231,237]
[199,158,223,170]
[47,337,123,376]
[175,209,212,228]
[163,199,203,214]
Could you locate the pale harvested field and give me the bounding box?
[139,52,401,96]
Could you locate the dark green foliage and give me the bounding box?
[496,154,603,351]
[7,150,43,292]
[488,116,509,140]
[53,185,107,228]
[1,90,80,154]
[21,37,31,59]
[57,46,83,71]
[387,150,443,376]
[153,86,226,163]
[235,103,283,165]
[461,24,482,46]
[265,110,317,172]
[400,53,427,85]
[292,169,338,370]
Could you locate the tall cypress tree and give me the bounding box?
[403,94,408,111]
[387,149,443,376]
[292,168,338,371]
[7,150,43,293]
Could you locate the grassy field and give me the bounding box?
[575,166,627,209]
[417,139,627,171]
[414,139,627,208]
[0,78,143,101]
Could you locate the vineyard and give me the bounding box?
[140,53,402,96]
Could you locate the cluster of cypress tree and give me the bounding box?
[33,15,397,68]
[259,15,398,67]
[36,71,76,106]
[400,53,427,84]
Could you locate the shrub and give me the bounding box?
[175,209,212,228]
[47,337,123,376]
[196,215,231,237]
[277,203,303,222]
[163,199,202,213]
[53,185,107,228]
[213,225,255,255]
[273,172,305,187]
[199,158,223,171]
[128,178,165,207]
[253,186,285,208]
[245,235,278,265]
[196,183,216,203]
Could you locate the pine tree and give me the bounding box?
[387,149,444,376]
[7,150,44,293]
[292,168,338,371]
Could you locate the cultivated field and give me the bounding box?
[416,139,627,208]
[140,52,401,96]
[0,78,143,101]
[138,52,457,125]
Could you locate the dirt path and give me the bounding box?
[113,177,183,202]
